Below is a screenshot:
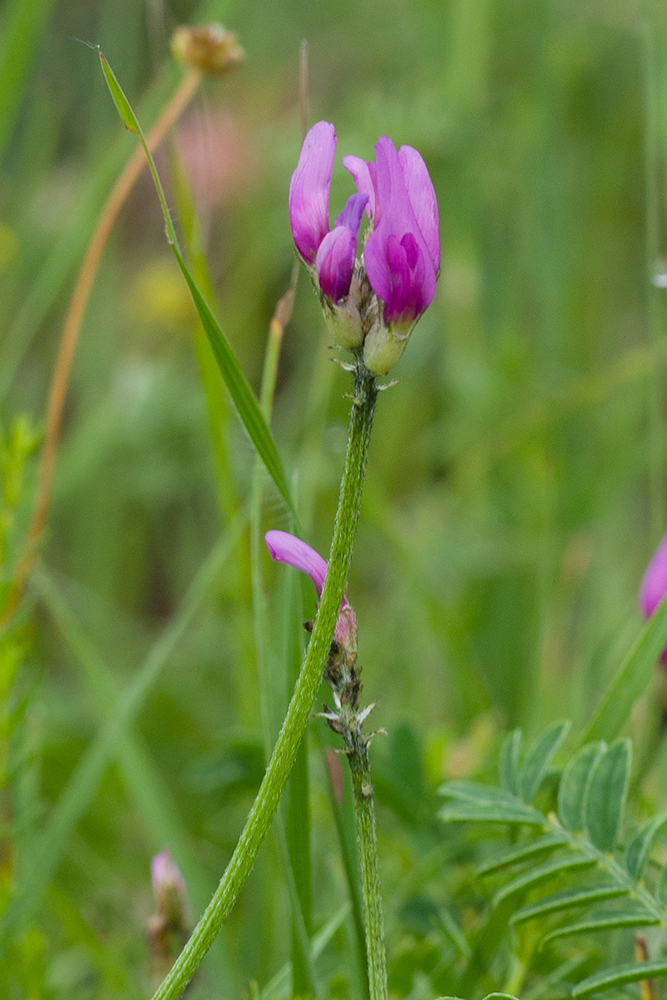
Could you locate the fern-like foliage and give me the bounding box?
[439,722,667,999]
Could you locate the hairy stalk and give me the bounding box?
[348,741,388,1000]
[2,69,201,629]
[151,359,378,1000]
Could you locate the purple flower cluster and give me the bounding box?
[289,121,439,373]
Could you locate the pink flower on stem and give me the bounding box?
[347,138,439,328]
[640,531,667,664]
[265,530,357,652]
[289,121,440,373]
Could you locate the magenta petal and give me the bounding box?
[316,226,357,302]
[289,121,336,262]
[398,144,440,272]
[334,192,369,232]
[342,155,379,221]
[265,530,328,598]
[364,137,436,324]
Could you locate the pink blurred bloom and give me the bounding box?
[151,850,186,913]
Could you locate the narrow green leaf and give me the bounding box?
[99,53,297,520]
[478,833,569,876]
[512,884,628,924]
[520,721,571,803]
[439,781,521,805]
[624,811,667,881]
[493,855,594,906]
[484,995,519,1000]
[580,590,667,746]
[584,739,631,852]
[558,742,606,831]
[99,52,140,133]
[439,803,546,826]
[500,729,522,795]
[572,960,667,999]
[541,911,659,945]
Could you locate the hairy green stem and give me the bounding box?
[151,360,378,1000]
[348,742,388,1000]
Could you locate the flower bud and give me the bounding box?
[170,24,245,76]
[151,850,188,925]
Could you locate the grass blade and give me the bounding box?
[580,593,667,746]
[99,52,297,520]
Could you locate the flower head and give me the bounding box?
[265,530,356,654]
[640,531,667,663]
[289,122,439,373]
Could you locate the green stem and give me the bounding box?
[152,360,378,1000]
[348,741,388,1000]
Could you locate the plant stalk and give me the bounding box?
[347,741,388,1000]
[151,359,378,1000]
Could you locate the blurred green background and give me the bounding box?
[3,0,667,996]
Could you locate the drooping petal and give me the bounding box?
[342,155,379,221]
[398,144,440,272]
[289,121,336,262]
[265,530,328,597]
[364,137,436,325]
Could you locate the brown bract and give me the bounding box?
[171,24,245,76]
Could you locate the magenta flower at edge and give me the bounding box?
[265,530,356,651]
[640,530,667,663]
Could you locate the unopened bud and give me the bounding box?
[171,24,245,76]
[151,850,187,925]
[363,320,413,376]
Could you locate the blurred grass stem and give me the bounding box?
[2,68,201,629]
[348,741,388,1000]
[151,359,378,1000]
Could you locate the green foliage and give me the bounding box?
[440,724,667,999]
